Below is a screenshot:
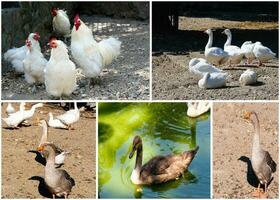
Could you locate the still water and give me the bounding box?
[98,103,210,198]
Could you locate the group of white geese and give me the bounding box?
[2,102,84,198]
[189,29,276,89]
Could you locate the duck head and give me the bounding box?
[129,135,142,159]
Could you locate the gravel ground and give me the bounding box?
[2,103,96,198]
[2,15,150,100]
[152,17,278,100]
[213,103,278,199]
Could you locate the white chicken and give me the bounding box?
[51,8,71,37]
[44,39,77,98]
[71,14,121,78]
[23,38,47,85]
[4,33,41,73]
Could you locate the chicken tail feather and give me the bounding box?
[98,37,121,66]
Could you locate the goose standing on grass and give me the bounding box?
[222,29,244,66]
[253,42,276,66]
[187,102,210,118]
[129,135,199,185]
[188,58,224,77]
[56,102,83,130]
[204,29,229,66]
[6,103,15,115]
[198,72,227,89]
[239,69,257,86]
[241,41,256,64]
[39,142,75,198]
[37,120,70,166]
[48,112,68,129]
[243,111,276,198]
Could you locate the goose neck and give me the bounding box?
[224,33,232,47]
[205,32,213,50]
[134,143,143,171]
[39,123,48,146]
[252,116,261,152]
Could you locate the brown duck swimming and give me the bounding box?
[41,142,75,198]
[243,111,276,198]
[129,135,199,185]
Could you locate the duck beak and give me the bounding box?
[129,147,136,159]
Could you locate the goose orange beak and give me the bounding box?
[243,111,252,120]
[37,146,44,152]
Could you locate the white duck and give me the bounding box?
[6,103,15,115]
[2,102,27,128]
[204,29,229,66]
[187,102,211,118]
[253,42,276,66]
[241,41,256,64]
[48,112,67,129]
[198,72,227,89]
[37,120,69,165]
[56,102,82,129]
[222,29,244,66]
[189,58,224,76]
[239,69,257,86]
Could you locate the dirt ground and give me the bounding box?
[152,17,278,100]
[2,15,150,100]
[1,102,96,198]
[213,103,278,199]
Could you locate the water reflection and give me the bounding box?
[98,102,210,198]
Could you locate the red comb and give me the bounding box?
[74,14,80,21]
[49,36,57,43]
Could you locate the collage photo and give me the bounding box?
[1,0,279,199]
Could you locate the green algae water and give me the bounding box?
[98,102,210,198]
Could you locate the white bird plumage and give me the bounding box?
[71,14,121,78]
[52,8,71,37]
[48,112,68,129]
[198,72,227,89]
[253,42,276,66]
[204,29,229,66]
[56,102,81,129]
[239,69,257,86]
[188,58,224,76]
[23,37,47,84]
[4,33,41,73]
[187,102,211,118]
[241,41,256,64]
[222,29,244,65]
[6,103,15,115]
[44,39,77,97]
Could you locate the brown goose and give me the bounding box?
[41,142,75,198]
[243,111,276,198]
[129,135,199,185]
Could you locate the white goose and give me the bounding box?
[241,41,256,64]
[48,112,67,129]
[6,103,15,115]
[222,29,244,66]
[204,29,229,66]
[188,58,223,76]
[2,102,28,128]
[253,42,276,66]
[56,102,82,129]
[187,102,211,118]
[239,69,257,86]
[198,72,227,89]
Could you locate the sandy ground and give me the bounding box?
[2,15,150,100]
[152,17,278,100]
[1,103,96,198]
[213,103,278,199]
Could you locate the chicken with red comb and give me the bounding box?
[52,8,71,37]
[4,33,42,73]
[71,14,121,79]
[44,39,77,98]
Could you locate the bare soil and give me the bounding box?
[2,15,150,100]
[1,102,96,198]
[213,103,278,199]
[152,17,278,100]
